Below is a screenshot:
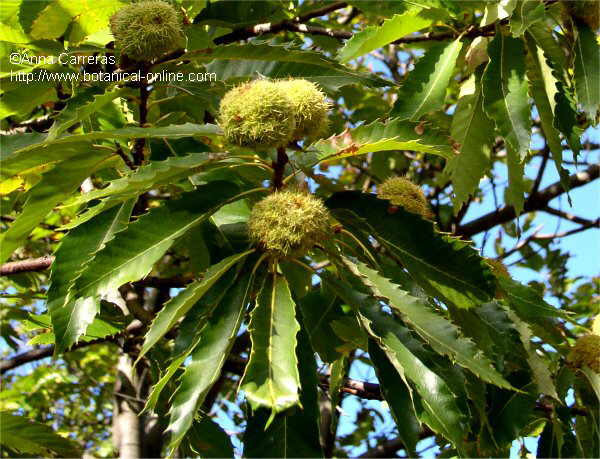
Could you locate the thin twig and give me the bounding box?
[456,164,599,238]
[0,256,54,276]
[272,147,289,190]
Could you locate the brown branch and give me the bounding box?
[115,144,135,170]
[533,220,600,240]
[456,164,600,238]
[0,256,193,290]
[499,226,544,260]
[215,9,503,45]
[135,275,194,288]
[359,437,406,458]
[132,65,150,166]
[214,1,349,44]
[0,256,54,276]
[272,147,289,190]
[0,321,144,375]
[543,206,597,226]
[337,378,382,400]
[531,145,550,195]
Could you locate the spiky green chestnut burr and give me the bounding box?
[377,177,434,219]
[219,80,296,149]
[568,334,600,373]
[247,191,330,258]
[276,79,330,142]
[110,1,184,62]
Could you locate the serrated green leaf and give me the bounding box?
[525,34,570,194]
[330,316,368,352]
[0,411,81,457]
[47,87,127,141]
[574,23,600,121]
[298,290,347,363]
[488,373,537,447]
[580,367,600,403]
[338,11,432,63]
[48,200,133,353]
[54,182,244,354]
[0,131,46,157]
[240,268,301,413]
[29,1,71,40]
[198,41,390,92]
[504,308,558,400]
[138,250,251,362]
[0,153,116,262]
[348,258,514,389]
[498,277,564,319]
[482,31,531,160]
[0,123,219,180]
[0,0,31,43]
[390,38,463,120]
[326,191,496,308]
[498,277,565,346]
[510,0,545,37]
[28,314,123,346]
[244,327,324,458]
[528,23,582,157]
[299,118,452,168]
[195,1,286,28]
[143,269,238,413]
[322,271,467,448]
[67,0,125,44]
[481,0,517,26]
[166,270,253,452]
[445,72,493,210]
[179,417,234,458]
[505,144,526,213]
[329,355,347,437]
[369,341,420,456]
[61,153,223,230]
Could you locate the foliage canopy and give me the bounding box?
[0,0,599,457]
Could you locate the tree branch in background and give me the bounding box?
[215,7,504,45]
[131,68,150,166]
[531,145,550,195]
[543,206,597,226]
[0,321,144,375]
[457,164,600,238]
[533,219,600,240]
[272,147,289,190]
[214,1,349,44]
[0,256,54,276]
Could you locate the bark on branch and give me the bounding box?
[456,164,600,238]
[214,1,349,44]
[0,321,143,375]
[215,7,503,45]
[0,256,54,276]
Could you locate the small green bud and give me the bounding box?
[276,79,330,142]
[110,1,184,62]
[377,177,433,219]
[219,80,296,149]
[568,334,600,373]
[247,191,331,258]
